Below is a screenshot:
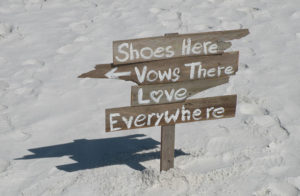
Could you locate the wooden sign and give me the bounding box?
[79,29,249,172]
[113,29,249,64]
[131,77,229,106]
[79,52,238,85]
[106,95,236,132]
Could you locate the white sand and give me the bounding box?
[0,0,300,195]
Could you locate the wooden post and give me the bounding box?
[160,124,175,171]
[159,33,178,172]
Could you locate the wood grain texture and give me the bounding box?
[164,33,179,37]
[105,95,237,132]
[79,52,239,85]
[113,29,248,64]
[160,125,175,171]
[131,77,229,106]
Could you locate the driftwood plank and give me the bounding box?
[79,52,238,85]
[131,77,229,106]
[113,29,248,64]
[106,95,237,132]
[160,125,175,171]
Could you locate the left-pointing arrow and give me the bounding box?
[78,64,132,80]
[104,67,131,79]
[78,52,239,85]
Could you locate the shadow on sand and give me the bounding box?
[17,134,188,172]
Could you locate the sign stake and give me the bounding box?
[160,124,175,171]
[160,33,177,172]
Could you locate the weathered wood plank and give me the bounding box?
[106,95,237,132]
[79,52,238,85]
[160,125,175,171]
[164,32,179,37]
[113,29,248,64]
[131,77,229,106]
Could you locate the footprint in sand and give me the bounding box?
[0,159,10,173]
[7,130,32,141]
[13,62,44,97]
[241,48,256,57]
[206,137,239,155]
[253,155,284,169]
[252,107,289,141]
[21,59,46,78]
[0,80,9,90]
[0,22,13,39]
[56,44,78,54]
[22,59,45,67]
[74,36,89,42]
[56,35,89,55]
[239,102,264,115]
[0,56,7,65]
[291,11,300,19]
[0,114,13,133]
[14,79,42,97]
[267,125,289,141]
[0,80,9,97]
[252,115,276,128]
[69,21,90,34]
[149,8,186,30]
[254,182,298,196]
[0,105,8,111]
